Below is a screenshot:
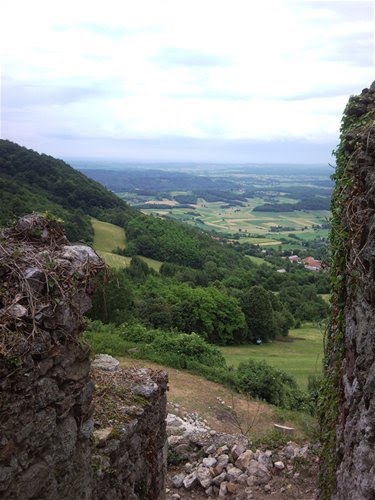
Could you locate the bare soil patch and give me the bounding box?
[119,357,301,439]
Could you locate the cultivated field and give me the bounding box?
[140,200,330,251]
[221,324,324,389]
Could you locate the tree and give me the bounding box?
[241,286,276,342]
[89,269,134,324]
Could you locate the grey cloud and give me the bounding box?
[1,77,126,109]
[323,32,374,67]
[153,48,232,68]
[30,134,337,164]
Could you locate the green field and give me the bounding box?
[246,255,272,266]
[96,250,132,269]
[92,218,162,271]
[221,324,324,388]
[92,218,126,252]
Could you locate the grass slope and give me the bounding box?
[221,324,323,389]
[92,218,126,252]
[92,218,162,271]
[119,356,312,441]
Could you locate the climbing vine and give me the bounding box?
[318,92,375,498]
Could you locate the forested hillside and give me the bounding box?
[0,140,135,242]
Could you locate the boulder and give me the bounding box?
[274,460,285,470]
[171,474,185,489]
[197,466,212,489]
[92,354,119,372]
[183,471,198,490]
[226,481,238,494]
[212,472,227,486]
[202,457,217,468]
[235,450,254,471]
[226,466,243,483]
[217,454,229,467]
[258,450,273,467]
[219,481,228,497]
[231,443,246,461]
[246,462,271,486]
[216,445,229,455]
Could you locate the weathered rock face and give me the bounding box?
[92,364,168,500]
[335,83,375,500]
[0,214,102,499]
[0,214,168,499]
[322,83,375,499]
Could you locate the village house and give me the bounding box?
[288,255,301,263]
[288,254,321,271]
[302,256,322,271]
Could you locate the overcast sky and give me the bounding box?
[1,0,374,164]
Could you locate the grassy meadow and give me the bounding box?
[92,218,126,252]
[91,218,162,271]
[221,324,324,389]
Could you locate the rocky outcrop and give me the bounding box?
[321,83,375,499]
[0,214,168,499]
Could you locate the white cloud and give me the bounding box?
[1,0,374,159]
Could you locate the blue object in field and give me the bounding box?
[256,338,262,345]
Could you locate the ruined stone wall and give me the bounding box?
[0,215,167,499]
[92,359,167,499]
[320,83,375,499]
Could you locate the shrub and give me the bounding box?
[84,320,134,356]
[235,359,310,411]
[120,322,162,343]
[235,359,287,406]
[151,332,225,367]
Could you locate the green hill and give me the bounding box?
[0,139,135,243]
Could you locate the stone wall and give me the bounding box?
[322,83,375,499]
[334,83,375,500]
[0,215,167,499]
[92,358,167,499]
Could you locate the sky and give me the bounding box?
[1,0,374,164]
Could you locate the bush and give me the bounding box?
[120,322,162,343]
[235,359,310,411]
[85,320,225,370]
[84,320,134,356]
[235,360,287,406]
[151,332,225,367]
